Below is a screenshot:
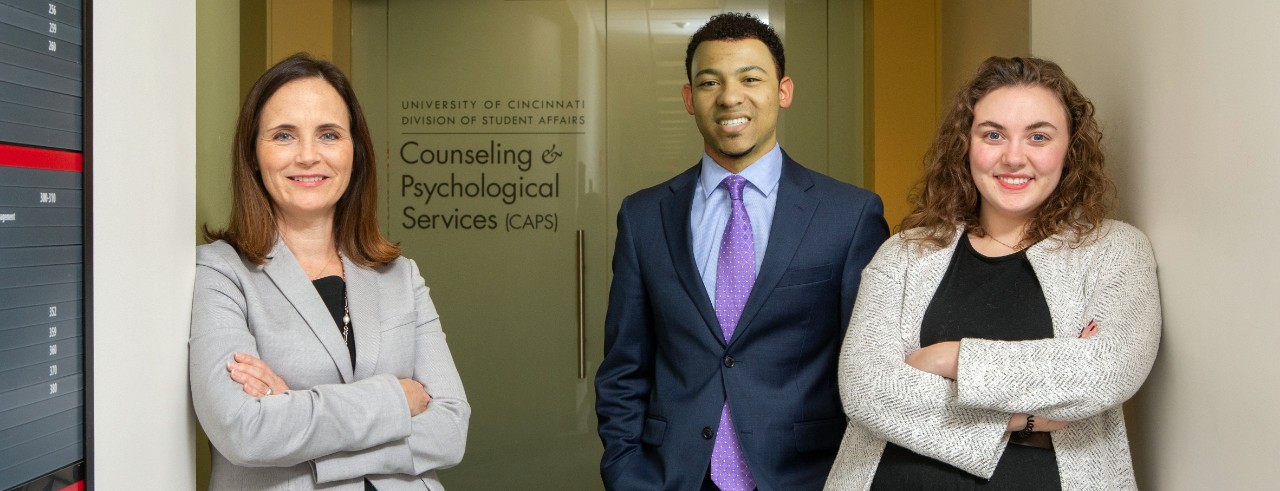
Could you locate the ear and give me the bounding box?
[682,83,695,115]
[778,76,795,109]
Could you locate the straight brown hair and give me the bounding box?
[204,53,399,266]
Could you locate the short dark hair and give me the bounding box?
[204,53,400,266]
[685,12,785,82]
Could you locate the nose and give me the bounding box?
[718,80,745,107]
[295,138,320,166]
[1002,142,1028,168]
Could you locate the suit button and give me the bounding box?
[702,427,713,439]
[724,356,736,368]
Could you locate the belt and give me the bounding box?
[1008,431,1054,450]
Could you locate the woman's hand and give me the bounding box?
[400,379,432,417]
[1007,413,1070,432]
[227,352,290,398]
[905,341,961,379]
[1080,319,1099,339]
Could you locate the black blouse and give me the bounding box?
[871,234,1060,490]
[313,275,355,368]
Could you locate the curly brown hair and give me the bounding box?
[900,56,1115,249]
[203,53,400,266]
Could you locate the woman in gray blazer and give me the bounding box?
[826,57,1160,490]
[190,54,469,490]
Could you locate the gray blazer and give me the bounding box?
[190,240,469,490]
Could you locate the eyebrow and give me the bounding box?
[261,122,347,132]
[974,120,1059,131]
[694,65,769,79]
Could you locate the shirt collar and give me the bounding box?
[698,144,783,199]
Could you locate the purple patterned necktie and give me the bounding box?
[711,175,756,491]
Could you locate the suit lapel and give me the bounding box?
[345,256,381,380]
[262,239,355,383]
[730,157,818,346]
[660,164,723,344]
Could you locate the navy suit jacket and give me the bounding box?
[595,153,889,491]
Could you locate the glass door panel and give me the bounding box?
[375,1,607,489]
[354,0,848,488]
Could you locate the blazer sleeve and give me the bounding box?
[839,194,889,329]
[311,259,471,483]
[594,197,663,490]
[954,224,1161,421]
[839,239,1012,479]
[189,252,412,469]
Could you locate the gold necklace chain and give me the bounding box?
[989,234,1025,251]
[303,252,342,280]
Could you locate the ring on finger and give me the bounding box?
[265,387,273,396]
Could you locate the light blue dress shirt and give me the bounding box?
[690,144,782,305]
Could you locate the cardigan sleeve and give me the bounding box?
[955,222,1162,421]
[839,238,1012,479]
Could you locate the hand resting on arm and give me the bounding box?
[904,320,1100,433]
[229,352,431,415]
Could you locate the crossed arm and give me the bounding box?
[903,319,1098,433]
[190,257,469,482]
[229,352,431,414]
[839,230,1159,478]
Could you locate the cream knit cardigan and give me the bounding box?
[825,219,1161,490]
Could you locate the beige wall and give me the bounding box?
[939,1,1029,103]
[92,0,198,487]
[1033,1,1280,488]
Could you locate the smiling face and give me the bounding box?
[256,77,354,227]
[683,39,794,173]
[969,85,1069,228]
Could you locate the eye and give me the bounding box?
[698,80,720,88]
[1029,133,1049,143]
[319,131,340,141]
[268,131,294,142]
[982,131,1003,142]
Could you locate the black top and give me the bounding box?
[313,275,355,368]
[919,234,1054,345]
[871,234,1059,490]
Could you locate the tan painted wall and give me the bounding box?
[864,0,939,229]
[266,0,351,71]
[939,1,1029,103]
[1033,1,1280,488]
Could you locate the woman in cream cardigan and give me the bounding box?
[826,57,1160,490]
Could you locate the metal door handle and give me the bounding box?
[577,230,585,379]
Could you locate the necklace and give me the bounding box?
[989,234,1025,251]
[279,234,339,280]
[309,254,339,280]
[337,253,349,344]
[341,288,351,344]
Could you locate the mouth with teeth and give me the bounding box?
[719,117,749,128]
[996,175,1031,190]
[290,176,328,185]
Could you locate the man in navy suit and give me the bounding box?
[595,12,889,491]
